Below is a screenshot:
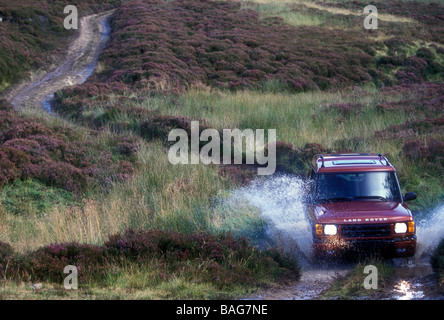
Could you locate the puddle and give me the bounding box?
[392,280,425,300]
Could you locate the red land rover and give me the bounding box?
[308,153,417,258]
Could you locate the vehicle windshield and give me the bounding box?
[316,171,402,203]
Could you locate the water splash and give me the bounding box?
[225,174,313,261]
[416,204,444,258]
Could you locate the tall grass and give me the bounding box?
[1,139,235,252]
[147,86,408,147]
[134,86,442,212]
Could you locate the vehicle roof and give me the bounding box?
[313,153,396,173]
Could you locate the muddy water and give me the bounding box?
[387,204,444,300]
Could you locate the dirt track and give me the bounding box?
[3,10,113,111]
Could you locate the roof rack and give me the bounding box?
[314,154,325,168]
[325,153,372,156]
[378,153,390,166]
[313,153,392,169]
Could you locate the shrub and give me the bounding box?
[0,100,137,193]
[0,228,300,289]
[25,242,109,283]
[104,229,301,286]
[402,138,444,170]
[55,0,385,111]
[104,229,256,263]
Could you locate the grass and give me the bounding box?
[155,86,408,146]
[320,259,395,299]
[0,179,74,217]
[54,82,444,212]
[0,275,250,300]
[0,139,232,251]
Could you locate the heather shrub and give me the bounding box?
[218,165,254,186]
[376,116,444,140]
[262,247,301,280]
[402,140,429,161]
[139,115,193,141]
[25,242,109,283]
[0,229,301,288]
[0,242,15,279]
[416,47,435,62]
[0,153,21,186]
[104,229,256,263]
[380,83,444,118]
[273,142,304,173]
[0,100,138,193]
[55,0,386,112]
[104,229,300,285]
[402,138,444,170]
[328,103,364,116]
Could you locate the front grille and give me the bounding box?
[341,224,392,238]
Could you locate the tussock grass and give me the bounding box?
[1,140,232,252]
[152,86,408,147]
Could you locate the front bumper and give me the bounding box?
[313,235,417,258]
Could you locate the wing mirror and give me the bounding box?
[403,192,417,202]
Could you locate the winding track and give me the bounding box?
[3,10,113,111]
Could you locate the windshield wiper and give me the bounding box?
[353,196,388,201]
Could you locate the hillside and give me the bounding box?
[0,0,443,300]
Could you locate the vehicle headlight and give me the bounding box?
[324,224,338,236]
[394,222,408,234]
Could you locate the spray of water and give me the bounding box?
[227,176,444,261]
[416,204,444,258]
[224,174,313,262]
